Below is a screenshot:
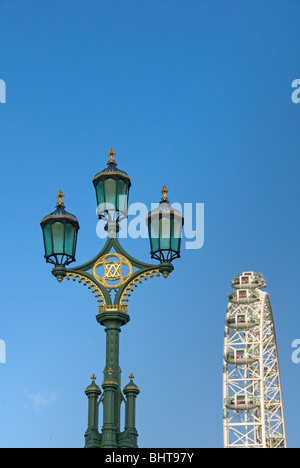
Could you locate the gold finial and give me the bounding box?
[56,190,65,207]
[91,374,96,382]
[129,373,134,381]
[107,367,113,376]
[107,148,116,164]
[160,185,169,203]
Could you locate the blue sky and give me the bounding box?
[0,0,300,448]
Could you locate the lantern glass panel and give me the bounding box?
[117,179,128,213]
[43,223,53,257]
[149,217,160,253]
[171,217,182,252]
[104,178,117,210]
[96,181,105,209]
[64,223,75,256]
[160,216,171,250]
[52,222,64,254]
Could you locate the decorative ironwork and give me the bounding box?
[92,253,133,290]
[65,272,106,305]
[107,148,116,163]
[56,190,65,207]
[42,149,183,449]
[119,269,161,306]
[160,185,169,203]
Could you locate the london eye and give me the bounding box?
[223,272,287,448]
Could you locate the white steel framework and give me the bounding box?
[223,272,286,448]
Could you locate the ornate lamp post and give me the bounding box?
[40,149,183,448]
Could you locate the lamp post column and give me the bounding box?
[41,151,184,449]
[84,374,102,448]
[122,374,140,448]
[96,307,130,448]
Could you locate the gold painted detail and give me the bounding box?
[160,185,169,203]
[92,170,130,181]
[91,374,96,382]
[56,190,65,207]
[65,272,106,305]
[107,367,113,376]
[108,148,116,164]
[40,213,78,224]
[105,262,121,280]
[92,253,133,290]
[129,373,134,381]
[98,304,127,313]
[119,269,161,306]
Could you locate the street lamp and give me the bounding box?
[147,185,184,264]
[93,148,131,227]
[40,190,79,274]
[40,149,183,448]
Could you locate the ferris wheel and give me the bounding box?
[222,272,287,448]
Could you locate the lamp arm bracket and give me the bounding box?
[63,269,111,306]
[115,261,174,307]
[52,235,174,310]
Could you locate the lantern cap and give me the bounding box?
[146,186,183,221]
[40,190,79,228]
[123,373,140,394]
[92,148,131,187]
[85,374,101,395]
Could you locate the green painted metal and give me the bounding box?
[84,378,102,448]
[51,234,173,308]
[40,196,80,267]
[51,231,173,448]
[147,191,184,263]
[41,151,183,449]
[96,309,129,448]
[43,170,183,449]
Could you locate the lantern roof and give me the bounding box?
[85,374,101,394]
[40,190,79,228]
[147,185,183,220]
[123,373,140,393]
[92,148,131,187]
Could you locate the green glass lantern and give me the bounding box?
[40,190,79,267]
[147,186,184,263]
[92,148,131,222]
